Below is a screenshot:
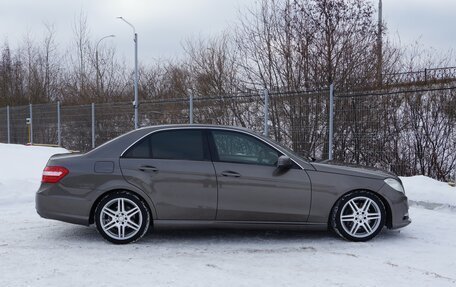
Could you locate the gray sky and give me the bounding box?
[1,0,455,66]
[383,0,456,53]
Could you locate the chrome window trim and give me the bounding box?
[119,126,306,170]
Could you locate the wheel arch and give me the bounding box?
[328,189,392,229]
[89,188,156,225]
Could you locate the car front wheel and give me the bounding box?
[331,190,386,242]
[95,191,150,244]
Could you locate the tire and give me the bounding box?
[331,190,386,242]
[95,191,150,244]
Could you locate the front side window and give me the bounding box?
[123,129,207,161]
[211,130,279,166]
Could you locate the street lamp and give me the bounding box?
[377,0,383,85]
[117,16,139,129]
[96,35,115,99]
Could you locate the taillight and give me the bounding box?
[42,166,69,183]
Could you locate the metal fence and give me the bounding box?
[1,84,455,180]
[384,67,456,86]
[334,86,456,180]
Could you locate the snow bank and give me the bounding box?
[0,143,68,205]
[401,175,456,208]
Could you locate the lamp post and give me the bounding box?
[117,16,139,129]
[96,35,115,99]
[377,0,383,85]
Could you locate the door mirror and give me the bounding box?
[277,155,292,170]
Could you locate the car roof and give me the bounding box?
[135,124,253,133]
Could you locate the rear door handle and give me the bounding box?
[221,171,241,178]
[139,165,158,173]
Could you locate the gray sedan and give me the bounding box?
[36,125,411,244]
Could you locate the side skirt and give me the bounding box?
[153,220,328,231]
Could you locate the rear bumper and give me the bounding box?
[35,184,91,226]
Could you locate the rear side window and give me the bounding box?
[123,129,207,161]
[123,137,151,158]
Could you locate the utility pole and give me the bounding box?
[117,17,139,129]
[328,83,334,161]
[377,0,383,85]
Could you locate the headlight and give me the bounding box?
[384,178,405,193]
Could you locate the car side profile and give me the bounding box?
[36,125,411,244]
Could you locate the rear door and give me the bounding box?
[119,129,217,220]
[209,129,312,222]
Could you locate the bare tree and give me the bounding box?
[68,11,91,102]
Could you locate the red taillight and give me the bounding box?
[42,166,69,183]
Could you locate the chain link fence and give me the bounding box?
[1,85,455,180]
[333,86,456,180]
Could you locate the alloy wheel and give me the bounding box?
[100,197,143,241]
[339,196,382,238]
[94,191,151,244]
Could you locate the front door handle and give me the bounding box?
[221,171,241,178]
[139,165,158,173]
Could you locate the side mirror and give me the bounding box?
[277,155,292,170]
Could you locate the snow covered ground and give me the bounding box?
[0,143,455,287]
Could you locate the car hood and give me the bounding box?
[310,161,397,180]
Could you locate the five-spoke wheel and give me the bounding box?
[331,191,386,242]
[95,191,150,244]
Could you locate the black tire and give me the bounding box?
[95,191,150,244]
[331,190,386,242]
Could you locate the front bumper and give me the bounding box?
[378,184,411,229]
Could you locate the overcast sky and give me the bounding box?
[1,0,455,66]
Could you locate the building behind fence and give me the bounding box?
[0,83,455,181]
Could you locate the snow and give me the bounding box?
[0,143,68,205]
[401,175,456,209]
[1,143,456,286]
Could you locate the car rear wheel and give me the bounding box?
[331,190,386,242]
[95,191,150,244]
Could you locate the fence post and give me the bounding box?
[328,83,334,161]
[57,101,61,146]
[91,103,95,149]
[263,89,269,137]
[29,104,33,145]
[6,105,10,144]
[189,93,193,124]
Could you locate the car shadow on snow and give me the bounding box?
[141,229,335,244]
[54,224,406,246]
[55,225,337,245]
[51,224,101,243]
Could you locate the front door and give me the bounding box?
[209,129,312,222]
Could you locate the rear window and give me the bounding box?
[123,129,207,161]
[123,137,151,158]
